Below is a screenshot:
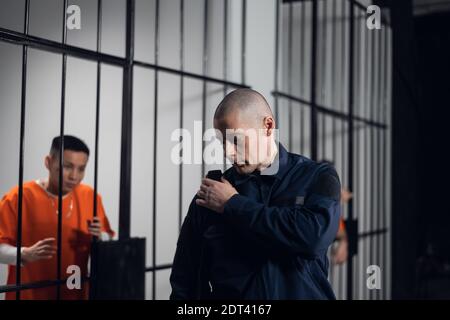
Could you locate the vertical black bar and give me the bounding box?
[376,119,381,300]
[328,0,337,296]
[119,0,135,241]
[381,26,389,299]
[178,0,184,232]
[355,12,362,300]
[223,0,228,173]
[15,0,31,301]
[361,18,367,300]
[352,13,359,300]
[369,26,375,300]
[93,0,102,232]
[310,0,318,161]
[380,28,385,300]
[241,0,247,84]
[373,29,379,301]
[201,0,208,178]
[346,0,354,301]
[89,0,103,300]
[300,2,306,154]
[152,0,159,300]
[56,0,69,300]
[320,0,327,160]
[340,0,346,189]
[331,0,337,161]
[364,13,371,300]
[320,0,327,106]
[288,2,293,150]
[382,26,389,300]
[378,29,383,298]
[376,26,382,300]
[339,0,347,299]
[274,0,280,124]
[355,119,360,299]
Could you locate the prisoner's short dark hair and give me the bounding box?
[50,135,90,157]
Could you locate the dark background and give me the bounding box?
[388,0,450,299]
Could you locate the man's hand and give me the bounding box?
[332,238,349,265]
[87,217,102,237]
[21,238,57,265]
[341,187,353,204]
[196,177,238,213]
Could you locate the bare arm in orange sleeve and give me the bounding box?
[0,192,56,265]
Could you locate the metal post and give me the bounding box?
[310,0,318,161]
[119,0,135,240]
[56,0,69,300]
[178,0,185,232]
[152,0,159,300]
[201,0,208,178]
[15,0,31,301]
[346,0,355,301]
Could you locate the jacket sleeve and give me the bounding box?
[169,197,205,300]
[223,166,342,257]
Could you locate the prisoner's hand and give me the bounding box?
[87,217,102,237]
[22,238,57,265]
[340,188,353,204]
[196,177,238,213]
[332,238,349,265]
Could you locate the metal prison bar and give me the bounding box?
[0,0,391,300]
[0,0,249,299]
[274,0,391,300]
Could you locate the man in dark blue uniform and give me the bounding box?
[170,89,341,299]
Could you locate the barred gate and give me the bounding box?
[0,0,391,300]
[275,0,392,300]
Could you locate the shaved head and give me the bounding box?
[214,88,273,129]
[213,89,278,175]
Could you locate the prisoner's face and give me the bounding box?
[45,150,89,194]
[214,113,270,175]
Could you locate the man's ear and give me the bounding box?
[44,155,51,170]
[263,116,275,136]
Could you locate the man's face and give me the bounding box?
[45,150,89,194]
[214,114,271,175]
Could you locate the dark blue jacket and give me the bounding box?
[170,143,341,300]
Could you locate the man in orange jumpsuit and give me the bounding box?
[0,135,115,299]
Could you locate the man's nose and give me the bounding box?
[224,142,236,158]
[68,170,77,181]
